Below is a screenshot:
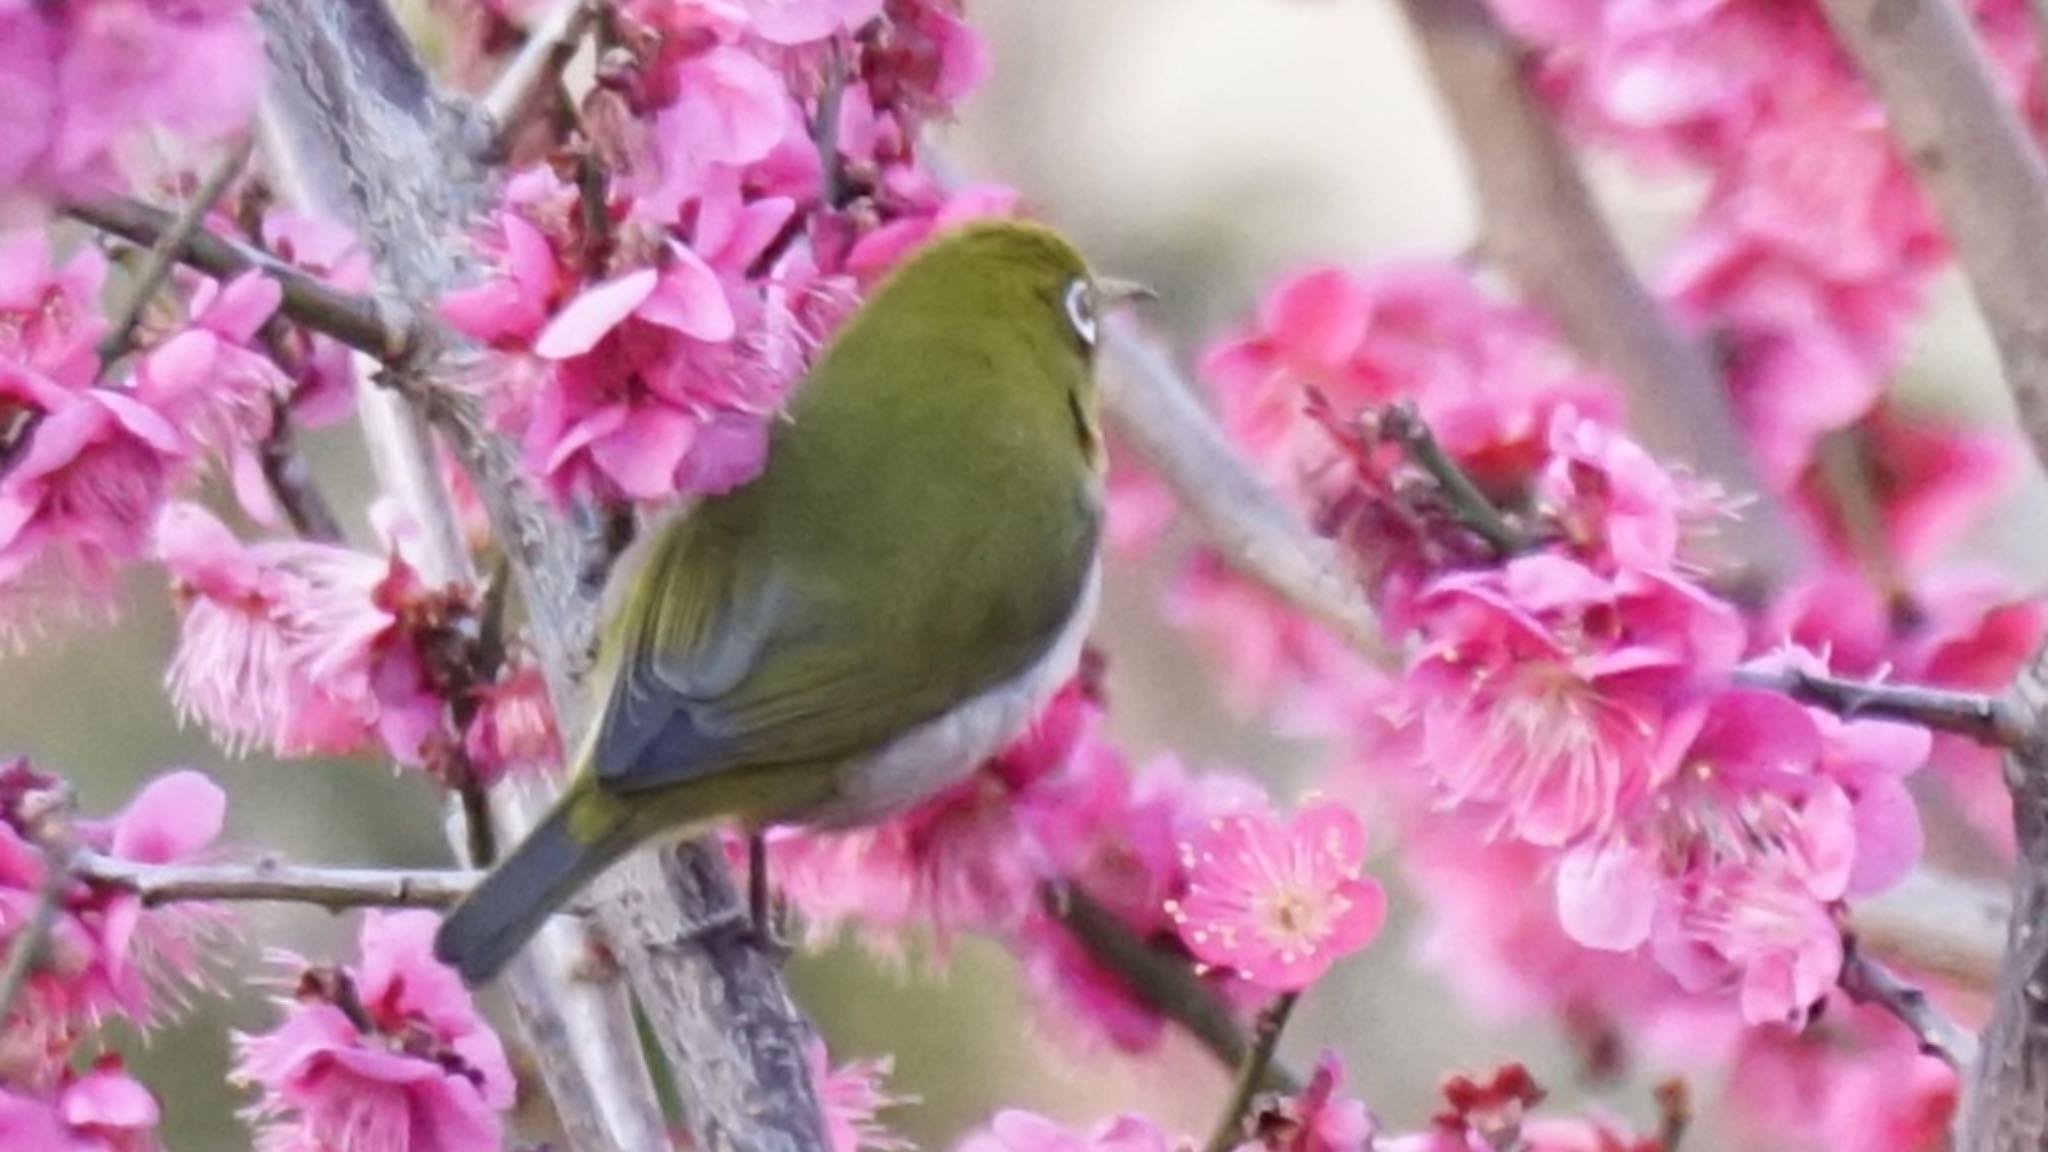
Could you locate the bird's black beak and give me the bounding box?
[1095,277,1158,310]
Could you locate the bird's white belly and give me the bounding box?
[814,556,1102,827]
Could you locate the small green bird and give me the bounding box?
[434,221,1144,982]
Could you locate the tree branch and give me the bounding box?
[1841,946,1979,1072]
[1808,3,2048,1146]
[253,1,825,1148]
[1735,665,2033,749]
[1101,321,1393,667]
[1393,0,1804,580]
[0,787,76,1025]
[66,196,413,361]
[259,403,348,542]
[1041,882,1300,1094]
[1382,402,1528,556]
[1202,991,1300,1152]
[73,851,475,909]
[477,0,588,153]
[96,139,256,370]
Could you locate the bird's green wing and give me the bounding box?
[587,505,1096,800]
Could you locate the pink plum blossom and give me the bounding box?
[233,910,513,1152]
[740,0,886,46]
[0,0,261,195]
[1797,404,2022,577]
[0,1057,162,1152]
[1,762,228,1088]
[810,1039,910,1152]
[1552,686,1905,1026]
[0,232,109,387]
[258,209,374,428]
[1203,262,1617,505]
[1403,555,1742,848]
[1167,797,1385,991]
[0,249,188,643]
[126,270,293,525]
[956,1111,1182,1152]
[156,502,467,768]
[1230,1050,1374,1152]
[460,659,562,784]
[1724,1003,1957,1151]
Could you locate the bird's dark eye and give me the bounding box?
[1063,279,1098,348]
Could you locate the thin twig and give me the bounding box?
[1814,431,1910,612]
[1102,321,1393,667]
[1653,1079,1691,1152]
[259,402,346,542]
[96,138,256,371]
[1203,991,1300,1152]
[478,0,590,154]
[1734,664,2031,749]
[1840,946,1980,1073]
[66,196,414,362]
[72,851,476,909]
[1382,402,1527,556]
[1041,882,1300,1094]
[0,863,69,1024]
[814,38,850,209]
[0,787,77,1024]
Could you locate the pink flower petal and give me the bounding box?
[111,770,227,863]
[640,244,736,342]
[534,268,658,359]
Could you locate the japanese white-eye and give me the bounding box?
[434,221,1145,982]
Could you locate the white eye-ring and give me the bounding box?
[1063,279,1098,347]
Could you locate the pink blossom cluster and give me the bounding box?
[0,1057,163,1152]
[440,0,994,507]
[1494,0,2048,861]
[1187,256,1939,1039]
[0,761,228,1148]
[954,1058,1665,1152]
[157,501,556,784]
[0,225,354,643]
[758,671,1387,1050]
[232,910,514,1152]
[0,0,260,198]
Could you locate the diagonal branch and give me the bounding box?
[1102,321,1393,666]
[66,196,413,361]
[477,0,588,153]
[96,139,256,370]
[1041,882,1300,1094]
[1393,0,1805,580]
[1382,401,1529,556]
[1202,991,1300,1152]
[1840,947,1979,1072]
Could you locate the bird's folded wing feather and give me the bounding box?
[586,518,1079,795]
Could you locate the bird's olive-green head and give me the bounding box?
[433,219,1146,984]
[824,219,1150,471]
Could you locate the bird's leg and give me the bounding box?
[746,831,794,964]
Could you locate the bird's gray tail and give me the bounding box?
[433,800,633,984]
